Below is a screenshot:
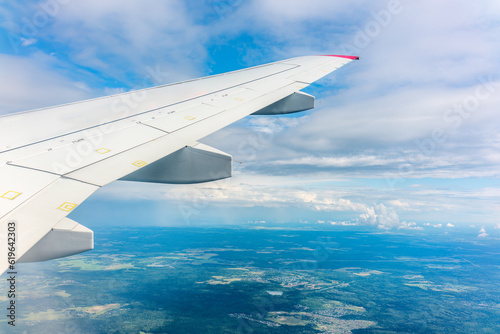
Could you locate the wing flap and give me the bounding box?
[120,142,232,184]
[17,218,93,263]
[252,91,315,115]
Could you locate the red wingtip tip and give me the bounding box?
[322,55,359,60]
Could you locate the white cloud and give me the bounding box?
[98,177,426,229]
[272,155,403,168]
[102,176,368,214]
[249,220,267,224]
[446,223,455,227]
[0,54,94,114]
[330,221,359,226]
[478,227,488,238]
[204,0,500,189]
[3,0,208,91]
[51,0,207,83]
[250,0,369,22]
[398,221,423,231]
[387,200,410,209]
[359,203,400,230]
[20,37,37,47]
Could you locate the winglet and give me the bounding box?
[322,55,360,60]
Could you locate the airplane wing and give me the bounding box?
[0,55,358,274]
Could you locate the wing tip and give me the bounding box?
[321,55,360,60]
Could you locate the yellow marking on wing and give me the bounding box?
[1,191,22,200]
[96,148,111,154]
[58,202,77,212]
[132,160,148,168]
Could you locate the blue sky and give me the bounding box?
[0,0,499,234]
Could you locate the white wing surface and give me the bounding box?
[0,55,358,274]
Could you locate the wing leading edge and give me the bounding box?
[0,55,358,274]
